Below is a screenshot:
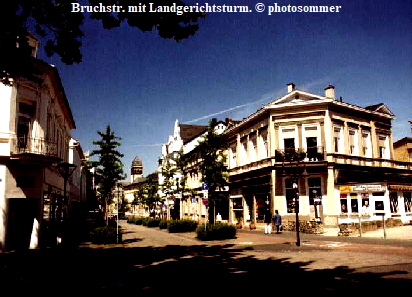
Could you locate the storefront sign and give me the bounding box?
[339,184,384,193]
[388,185,412,191]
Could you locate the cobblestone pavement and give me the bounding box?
[2,222,412,295]
[118,222,412,272]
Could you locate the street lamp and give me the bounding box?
[56,162,77,245]
[115,183,123,244]
[280,155,309,247]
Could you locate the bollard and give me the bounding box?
[382,213,387,239]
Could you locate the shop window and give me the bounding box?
[361,193,369,208]
[389,192,399,213]
[340,194,348,213]
[404,192,412,213]
[375,201,384,211]
[256,196,268,221]
[350,193,358,213]
[285,178,298,213]
[232,198,243,210]
[308,177,322,205]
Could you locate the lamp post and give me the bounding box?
[281,153,309,247]
[115,183,123,244]
[56,162,77,245]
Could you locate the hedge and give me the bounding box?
[90,226,122,244]
[196,223,237,241]
[167,219,198,233]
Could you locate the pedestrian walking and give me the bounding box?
[263,203,272,234]
[273,210,282,234]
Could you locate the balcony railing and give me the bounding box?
[12,135,58,158]
[275,146,325,163]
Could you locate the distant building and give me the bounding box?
[130,156,143,183]
[393,122,412,163]
[123,157,147,216]
[158,118,236,221]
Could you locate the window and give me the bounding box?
[404,192,412,213]
[349,129,357,155]
[340,194,348,213]
[308,177,322,205]
[375,201,384,211]
[333,126,342,153]
[241,137,248,165]
[259,128,268,159]
[229,145,237,168]
[306,137,318,160]
[350,193,358,213]
[285,178,298,213]
[249,134,257,162]
[17,102,36,149]
[362,131,371,157]
[390,192,399,213]
[232,198,243,210]
[361,193,370,212]
[284,138,296,161]
[379,135,387,158]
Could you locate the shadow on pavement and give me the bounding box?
[1,244,411,295]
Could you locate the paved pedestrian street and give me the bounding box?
[1,221,412,295]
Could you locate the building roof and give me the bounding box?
[179,124,208,143]
[365,103,395,116]
[226,85,395,134]
[35,59,76,130]
[132,156,143,167]
[394,137,412,149]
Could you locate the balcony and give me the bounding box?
[11,136,58,158]
[275,146,325,163]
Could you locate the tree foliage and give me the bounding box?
[1,0,205,85]
[133,172,162,214]
[196,119,228,197]
[90,125,125,214]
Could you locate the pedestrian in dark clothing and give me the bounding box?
[263,205,272,234]
[273,210,282,234]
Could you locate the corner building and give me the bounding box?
[225,83,412,228]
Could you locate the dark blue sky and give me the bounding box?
[39,0,412,178]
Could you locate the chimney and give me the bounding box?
[225,118,232,126]
[324,84,335,99]
[287,83,295,93]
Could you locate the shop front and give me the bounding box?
[338,183,412,224]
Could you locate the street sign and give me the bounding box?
[202,183,209,191]
[203,199,209,206]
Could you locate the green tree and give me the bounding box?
[143,173,162,216]
[195,119,228,223]
[90,125,125,221]
[1,0,204,85]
